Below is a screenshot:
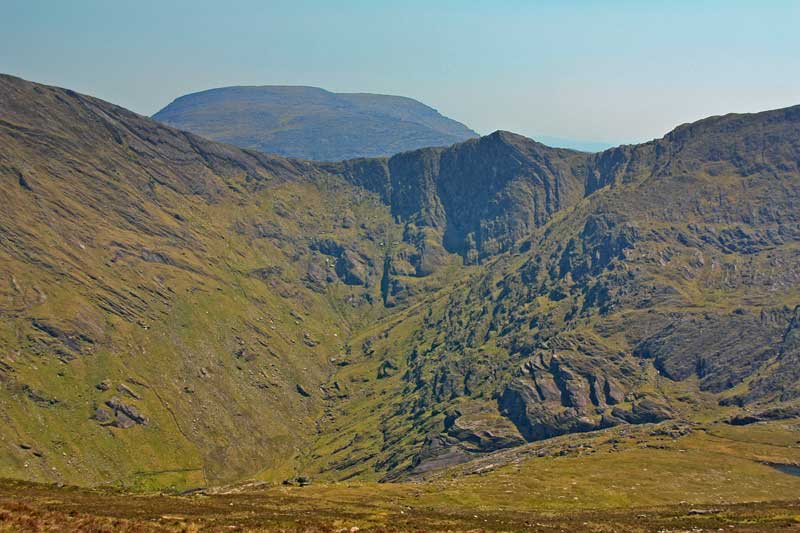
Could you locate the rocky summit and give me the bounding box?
[2,73,800,495]
[152,85,478,161]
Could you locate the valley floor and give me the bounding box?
[2,418,799,532]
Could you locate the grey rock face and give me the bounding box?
[497,352,657,442]
[326,132,587,264]
[405,406,526,476]
[104,397,148,428]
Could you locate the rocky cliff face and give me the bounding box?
[327,132,586,261]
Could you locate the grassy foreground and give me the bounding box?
[1,419,799,532]
[0,481,798,532]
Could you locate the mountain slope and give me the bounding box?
[0,73,407,488]
[152,85,478,161]
[2,74,800,491]
[302,105,800,480]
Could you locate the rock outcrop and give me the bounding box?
[498,352,633,442]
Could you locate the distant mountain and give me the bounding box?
[152,85,478,160]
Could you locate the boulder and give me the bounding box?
[337,249,368,286]
[105,396,148,427]
[91,406,114,424]
[612,397,674,424]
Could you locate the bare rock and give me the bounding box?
[105,396,148,427]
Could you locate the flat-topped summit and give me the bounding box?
[153,85,478,161]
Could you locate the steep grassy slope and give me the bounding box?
[152,86,478,161]
[2,74,800,495]
[0,74,410,489]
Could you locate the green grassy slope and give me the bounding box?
[0,74,411,489]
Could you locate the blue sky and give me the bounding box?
[2,0,799,149]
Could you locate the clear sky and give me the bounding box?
[2,0,799,148]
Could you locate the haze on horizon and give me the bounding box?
[2,0,798,151]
